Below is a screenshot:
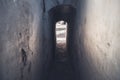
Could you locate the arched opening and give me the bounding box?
[56,20,67,47]
[55,20,68,59]
[48,5,76,58]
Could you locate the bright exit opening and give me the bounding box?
[55,20,67,49]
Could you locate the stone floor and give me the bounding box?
[47,44,75,80]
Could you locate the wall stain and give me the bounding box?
[107,42,110,47]
[21,48,27,66]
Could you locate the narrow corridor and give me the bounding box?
[47,20,75,80]
[47,45,75,80]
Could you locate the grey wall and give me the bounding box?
[73,0,120,80]
[0,0,45,80]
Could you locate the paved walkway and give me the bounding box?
[47,44,75,80]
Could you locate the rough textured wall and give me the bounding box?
[74,0,120,80]
[0,0,76,80]
[1,0,120,80]
[0,0,45,80]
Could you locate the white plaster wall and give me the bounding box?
[75,0,120,80]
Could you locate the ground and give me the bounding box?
[47,44,75,80]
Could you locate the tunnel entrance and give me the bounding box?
[48,5,76,80]
[56,20,67,48]
[55,20,68,60]
[49,5,76,58]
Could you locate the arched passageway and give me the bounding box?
[47,5,76,80]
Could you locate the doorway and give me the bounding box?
[49,5,76,57]
[55,20,68,60]
[47,5,76,80]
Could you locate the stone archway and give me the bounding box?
[48,5,76,59]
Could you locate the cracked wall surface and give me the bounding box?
[0,0,44,80]
[73,0,120,80]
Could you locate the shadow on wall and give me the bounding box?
[70,0,87,80]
